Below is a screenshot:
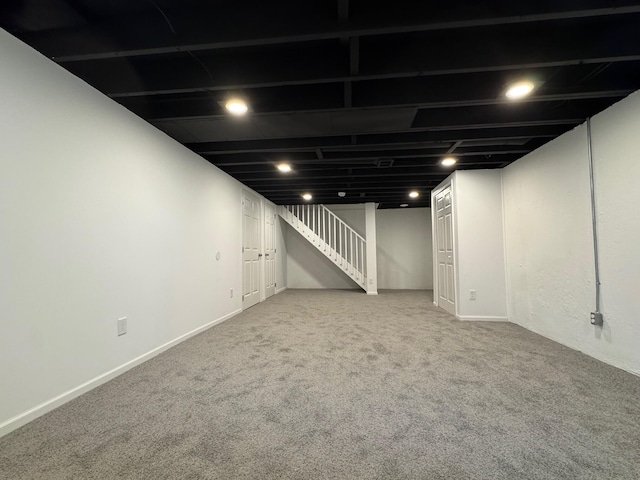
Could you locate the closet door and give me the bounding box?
[436,186,456,315]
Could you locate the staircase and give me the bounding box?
[278,204,367,290]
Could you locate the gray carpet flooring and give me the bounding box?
[1,289,639,479]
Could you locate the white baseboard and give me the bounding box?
[276,286,288,295]
[457,315,509,322]
[367,291,378,295]
[0,308,241,439]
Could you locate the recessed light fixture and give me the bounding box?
[338,191,346,197]
[409,191,419,199]
[506,81,535,100]
[277,163,292,173]
[225,98,248,115]
[400,203,409,207]
[441,157,457,167]
[302,193,312,201]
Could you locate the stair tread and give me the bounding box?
[279,206,367,290]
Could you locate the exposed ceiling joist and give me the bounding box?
[3,1,638,208]
[188,125,571,154]
[103,56,640,99]
[32,6,640,63]
[141,90,632,121]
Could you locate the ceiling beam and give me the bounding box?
[249,184,437,193]
[37,6,640,62]
[219,158,512,174]
[154,118,582,144]
[106,57,640,99]
[187,126,568,154]
[446,141,463,154]
[140,90,632,121]
[344,37,359,108]
[233,170,474,181]
[338,0,350,23]
[210,149,529,167]
[243,177,441,187]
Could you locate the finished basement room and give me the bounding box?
[1,2,639,479]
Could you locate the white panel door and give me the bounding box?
[264,204,276,298]
[436,186,456,315]
[242,192,261,309]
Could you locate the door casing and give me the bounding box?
[242,191,261,309]
[264,203,276,298]
[432,182,457,316]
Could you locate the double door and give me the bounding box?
[242,192,277,310]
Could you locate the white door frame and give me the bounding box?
[263,203,277,298]
[431,179,458,316]
[242,190,262,310]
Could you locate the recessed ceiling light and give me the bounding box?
[338,191,346,197]
[506,81,535,100]
[225,98,248,115]
[277,163,292,173]
[400,204,409,207]
[441,157,457,167]
[409,191,419,198]
[302,193,312,201]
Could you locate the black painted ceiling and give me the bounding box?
[2,1,640,208]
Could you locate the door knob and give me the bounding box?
[265,253,270,257]
[258,253,263,257]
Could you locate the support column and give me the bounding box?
[365,202,378,295]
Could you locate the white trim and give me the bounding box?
[0,308,241,439]
[431,176,457,315]
[457,315,509,322]
[276,286,288,295]
[366,291,379,295]
[451,174,461,318]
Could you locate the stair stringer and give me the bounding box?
[278,205,367,290]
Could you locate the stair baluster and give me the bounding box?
[278,204,367,290]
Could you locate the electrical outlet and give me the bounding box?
[230,288,234,298]
[117,317,127,336]
[590,312,603,326]
[469,290,477,301]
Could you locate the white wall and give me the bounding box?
[286,225,362,289]
[286,204,433,289]
[0,30,285,436]
[503,91,640,375]
[376,208,432,289]
[453,170,508,320]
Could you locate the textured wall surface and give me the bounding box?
[503,92,640,375]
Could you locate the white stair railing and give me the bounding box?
[279,204,367,289]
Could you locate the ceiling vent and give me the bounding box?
[376,158,395,168]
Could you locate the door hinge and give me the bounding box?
[242,246,245,253]
[242,295,245,301]
[275,248,277,254]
